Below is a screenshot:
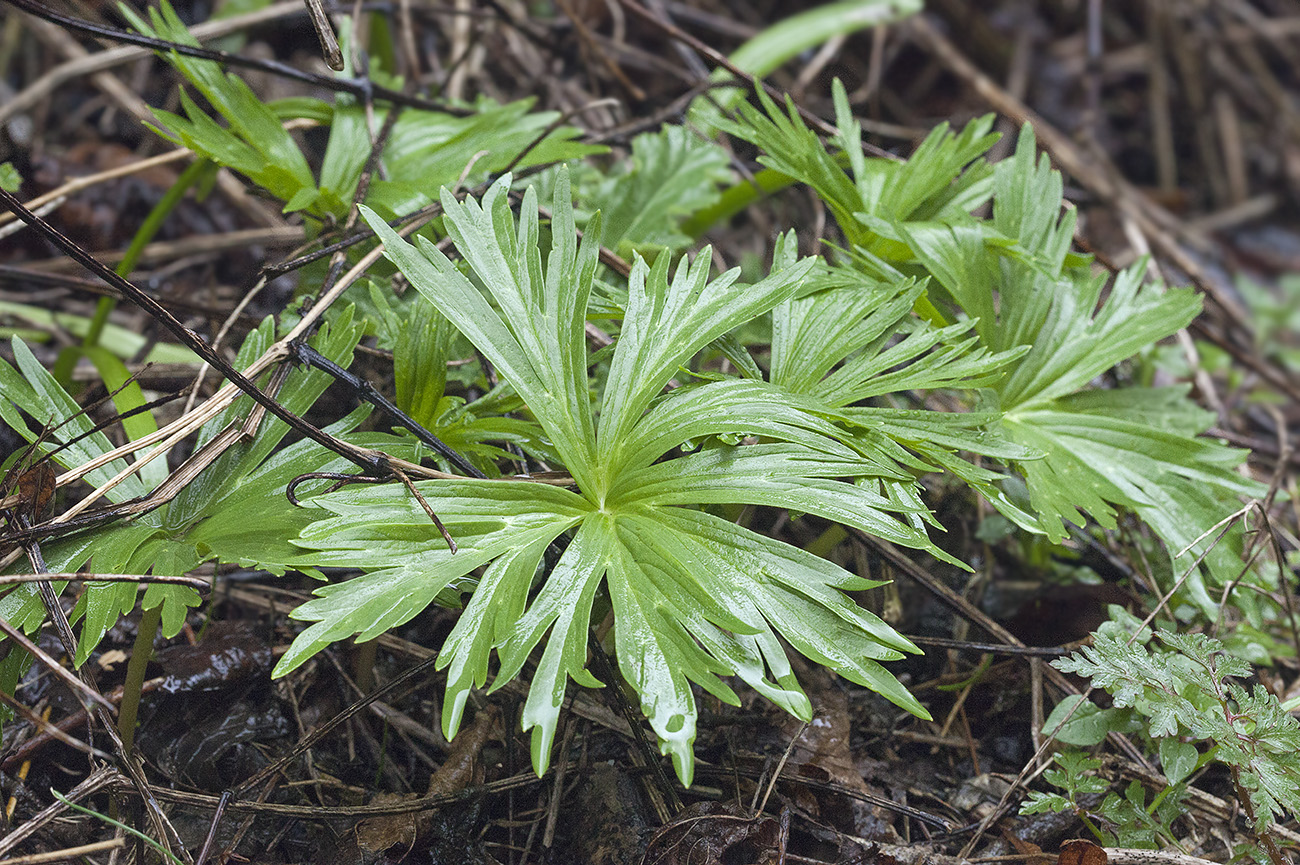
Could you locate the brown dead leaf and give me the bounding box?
[333,705,500,864]
[780,684,900,840]
[1058,838,1107,865]
[15,462,56,523]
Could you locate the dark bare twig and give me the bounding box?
[0,186,392,480]
[0,612,114,715]
[0,766,120,856]
[904,634,1069,658]
[390,464,458,553]
[284,471,371,506]
[286,468,459,552]
[116,765,551,818]
[0,572,207,589]
[193,791,231,865]
[0,689,114,763]
[303,72,406,338]
[286,342,483,477]
[618,0,897,160]
[2,0,469,116]
[302,0,344,70]
[233,654,441,796]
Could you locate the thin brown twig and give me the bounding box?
[0,1,309,126]
[4,0,469,116]
[0,766,120,857]
[0,572,207,589]
[757,721,807,816]
[0,689,114,764]
[555,0,645,101]
[618,0,896,160]
[0,837,127,864]
[233,655,441,796]
[21,227,306,273]
[0,149,193,229]
[0,615,114,713]
[390,465,457,553]
[302,0,344,70]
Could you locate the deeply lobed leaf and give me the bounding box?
[728,88,1264,616]
[282,170,948,784]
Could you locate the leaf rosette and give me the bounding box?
[279,170,950,783]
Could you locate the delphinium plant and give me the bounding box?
[0,9,1267,798]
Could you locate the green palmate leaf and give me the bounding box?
[822,320,1019,404]
[288,168,947,785]
[1003,389,1259,532]
[719,80,997,261]
[503,515,615,771]
[768,270,925,394]
[595,235,815,482]
[608,379,894,475]
[587,125,732,258]
[366,172,602,488]
[734,82,1262,618]
[765,266,1037,529]
[0,339,151,502]
[0,313,415,664]
[280,481,591,672]
[358,100,604,218]
[716,89,859,241]
[967,240,1263,610]
[125,2,600,221]
[769,263,1028,404]
[898,129,1262,589]
[121,2,316,210]
[608,444,936,552]
[0,337,157,649]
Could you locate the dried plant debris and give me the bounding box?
[0,2,1297,863]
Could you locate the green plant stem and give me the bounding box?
[119,603,161,753]
[51,158,213,386]
[1231,766,1287,865]
[51,789,184,865]
[681,168,795,238]
[353,637,377,693]
[804,523,848,559]
[1077,810,1107,845]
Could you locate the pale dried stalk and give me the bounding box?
[0,0,308,126]
[38,208,443,528]
[0,151,192,229]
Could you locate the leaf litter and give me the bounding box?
[0,2,1297,864]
